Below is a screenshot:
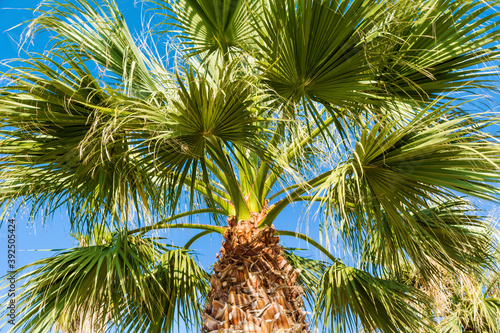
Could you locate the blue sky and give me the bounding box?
[0,2,328,332]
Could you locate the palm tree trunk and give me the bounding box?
[62,312,106,333]
[202,216,309,332]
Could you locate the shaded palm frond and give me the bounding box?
[315,260,430,333]
[282,247,328,309]
[113,249,210,333]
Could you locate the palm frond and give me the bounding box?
[315,261,429,333]
[437,312,463,333]
[113,249,210,333]
[371,0,500,102]
[437,278,500,333]
[0,51,161,230]
[256,0,383,107]
[27,0,165,96]
[71,224,115,246]
[0,233,166,333]
[132,64,272,218]
[313,103,500,276]
[282,247,328,309]
[155,0,259,63]
[361,200,494,278]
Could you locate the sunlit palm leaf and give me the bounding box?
[0,51,160,230]
[361,200,494,278]
[314,103,500,276]
[437,279,500,332]
[113,249,210,333]
[438,313,463,333]
[171,67,263,149]
[28,0,164,96]
[72,224,115,247]
[156,0,259,62]
[132,65,271,216]
[256,0,382,107]
[0,233,165,333]
[371,0,500,101]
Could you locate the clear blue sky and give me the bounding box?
[0,2,328,332]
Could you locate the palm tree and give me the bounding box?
[1,0,500,332]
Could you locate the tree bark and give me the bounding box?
[61,311,106,333]
[202,216,309,333]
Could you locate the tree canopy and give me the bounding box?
[1,0,500,332]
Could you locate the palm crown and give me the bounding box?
[1,0,500,332]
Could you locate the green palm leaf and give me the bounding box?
[156,0,259,62]
[131,64,271,217]
[314,103,500,275]
[282,247,328,308]
[315,261,429,333]
[371,0,500,102]
[28,0,164,96]
[0,51,160,229]
[437,279,500,333]
[0,233,209,333]
[113,249,210,333]
[257,0,382,106]
[0,233,162,332]
[361,200,494,278]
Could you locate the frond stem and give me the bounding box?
[206,137,251,219]
[267,184,301,202]
[259,170,334,227]
[204,157,231,194]
[128,209,226,235]
[276,230,338,263]
[184,230,216,249]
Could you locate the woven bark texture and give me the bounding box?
[202,216,309,333]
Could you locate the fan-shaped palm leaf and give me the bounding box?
[0,50,160,230]
[256,0,382,107]
[0,233,209,333]
[113,249,210,333]
[361,200,494,278]
[315,260,430,333]
[157,0,259,62]
[27,0,164,96]
[371,0,500,102]
[435,268,500,333]
[312,104,500,276]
